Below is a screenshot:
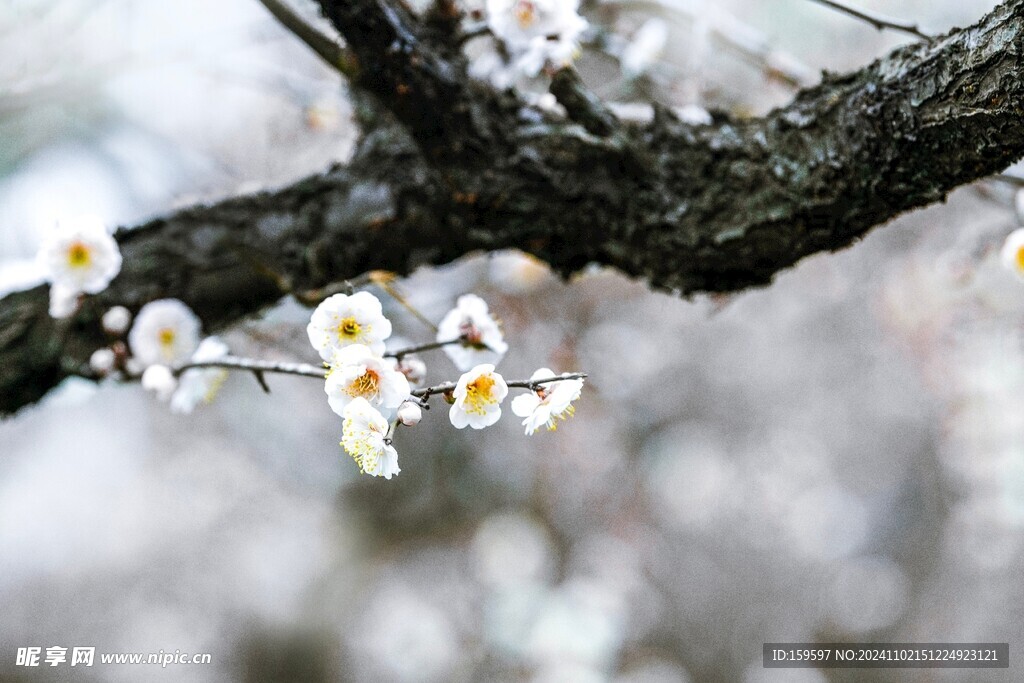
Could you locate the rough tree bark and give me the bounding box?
[2,0,1024,416]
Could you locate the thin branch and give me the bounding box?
[385,337,465,360]
[805,0,931,41]
[256,0,357,76]
[411,373,589,399]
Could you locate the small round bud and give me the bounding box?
[89,348,116,375]
[102,305,132,335]
[443,389,456,405]
[48,283,79,319]
[398,356,427,386]
[141,364,177,401]
[397,401,422,426]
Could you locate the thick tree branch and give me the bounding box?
[3,0,1024,416]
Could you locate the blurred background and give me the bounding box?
[1,0,1022,681]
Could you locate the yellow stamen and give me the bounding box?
[1016,245,1024,272]
[347,371,380,398]
[514,0,536,27]
[158,328,176,347]
[67,242,91,268]
[336,317,361,341]
[464,374,497,415]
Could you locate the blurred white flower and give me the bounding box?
[999,228,1024,281]
[437,294,509,371]
[486,0,587,76]
[141,364,177,401]
[677,104,712,126]
[450,363,508,429]
[489,250,551,294]
[37,216,122,296]
[621,18,669,79]
[342,397,400,479]
[170,336,229,414]
[325,344,410,419]
[89,348,116,374]
[47,282,80,319]
[511,368,584,435]
[128,298,202,367]
[397,356,427,387]
[307,291,392,360]
[397,401,422,426]
[101,305,132,335]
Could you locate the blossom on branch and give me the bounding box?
[325,344,410,419]
[307,291,392,360]
[485,0,587,77]
[141,364,178,401]
[38,216,122,298]
[449,364,508,429]
[510,368,583,434]
[128,299,202,367]
[170,337,230,414]
[341,398,400,479]
[1000,228,1024,281]
[437,294,508,371]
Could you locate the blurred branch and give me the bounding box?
[4,1,1024,415]
[256,0,357,76]
[805,0,931,41]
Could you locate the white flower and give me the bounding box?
[341,398,401,479]
[89,348,116,374]
[102,305,132,335]
[48,283,80,319]
[38,216,122,295]
[170,337,230,414]
[510,368,583,434]
[397,401,423,426]
[486,0,587,75]
[621,18,668,79]
[1000,228,1024,281]
[307,291,392,361]
[325,344,410,419]
[128,299,202,367]
[397,356,427,387]
[141,364,177,401]
[437,294,509,371]
[449,364,508,429]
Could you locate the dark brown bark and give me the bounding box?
[2,0,1024,416]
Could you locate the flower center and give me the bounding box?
[67,242,92,268]
[464,374,497,414]
[347,370,380,398]
[1016,245,1024,272]
[458,319,485,348]
[158,328,176,348]
[336,317,362,341]
[514,0,536,28]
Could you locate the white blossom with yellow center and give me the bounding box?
[38,217,122,296]
[437,294,509,371]
[1000,228,1024,281]
[307,291,392,361]
[170,337,230,414]
[128,298,202,367]
[449,363,509,429]
[510,368,584,435]
[325,344,410,419]
[342,398,400,479]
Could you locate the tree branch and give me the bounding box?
[805,0,931,41]
[4,0,1024,416]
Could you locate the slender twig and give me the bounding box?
[256,0,358,76]
[458,21,490,45]
[805,0,930,41]
[386,337,465,360]
[992,173,1024,188]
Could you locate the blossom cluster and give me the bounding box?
[306,290,584,480]
[476,0,587,84]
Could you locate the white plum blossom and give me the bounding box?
[48,283,80,319]
[1000,228,1024,281]
[341,398,400,479]
[486,0,588,77]
[397,401,423,426]
[307,291,392,360]
[128,298,202,367]
[170,337,230,414]
[437,294,509,371]
[89,348,116,374]
[325,344,410,419]
[102,305,132,335]
[38,216,122,297]
[621,18,669,79]
[397,356,427,387]
[449,364,508,429]
[511,368,584,434]
[141,364,178,401]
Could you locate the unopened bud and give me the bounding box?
[141,364,177,401]
[397,401,422,426]
[89,348,116,374]
[102,305,132,335]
